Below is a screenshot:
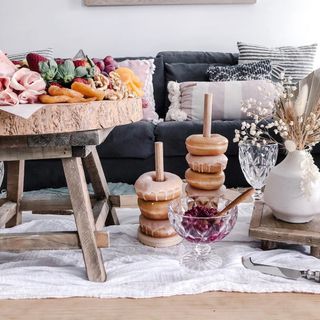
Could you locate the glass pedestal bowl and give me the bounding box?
[168,197,238,271]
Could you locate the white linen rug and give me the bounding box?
[1,203,320,299]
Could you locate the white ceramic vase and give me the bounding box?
[264,150,320,223]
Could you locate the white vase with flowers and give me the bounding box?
[234,71,320,223]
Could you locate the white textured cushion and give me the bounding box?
[166,80,277,121]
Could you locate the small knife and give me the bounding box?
[242,256,320,282]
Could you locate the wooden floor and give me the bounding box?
[1,292,319,320]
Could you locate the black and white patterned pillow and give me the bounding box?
[207,60,272,82]
[237,42,318,83]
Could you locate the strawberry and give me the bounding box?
[50,82,63,88]
[73,77,89,85]
[55,58,65,65]
[26,53,48,72]
[73,59,87,68]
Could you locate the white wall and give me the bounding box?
[1,0,320,63]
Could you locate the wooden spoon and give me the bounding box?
[218,188,255,216]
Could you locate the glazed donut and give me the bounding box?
[185,168,225,190]
[135,171,182,201]
[185,184,227,199]
[139,215,177,238]
[138,228,182,248]
[185,134,228,156]
[138,198,176,220]
[186,153,228,173]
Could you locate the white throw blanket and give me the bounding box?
[1,203,320,300]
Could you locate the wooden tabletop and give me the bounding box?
[0,98,142,136]
[0,292,319,320]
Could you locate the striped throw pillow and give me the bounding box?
[166,80,277,121]
[7,48,54,61]
[237,42,317,83]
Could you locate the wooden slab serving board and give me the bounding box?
[249,201,320,258]
[0,98,142,136]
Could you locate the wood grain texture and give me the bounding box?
[20,193,96,212]
[0,201,17,226]
[5,160,24,227]
[0,99,142,136]
[0,231,109,251]
[249,202,320,256]
[0,146,72,161]
[83,148,109,200]
[85,0,256,5]
[93,200,109,230]
[0,128,113,148]
[203,93,213,138]
[0,292,318,320]
[62,157,107,282]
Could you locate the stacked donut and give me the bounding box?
[134,142,183,247]
[185,93,229,199]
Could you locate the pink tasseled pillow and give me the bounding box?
[118,59,158,121]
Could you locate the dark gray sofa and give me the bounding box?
[21,51,320,191]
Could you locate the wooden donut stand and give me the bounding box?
[0,98,142,282]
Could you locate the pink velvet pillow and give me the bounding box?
[118,59,158,121]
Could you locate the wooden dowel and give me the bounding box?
[155,142,164,182]
[203,93,213,138]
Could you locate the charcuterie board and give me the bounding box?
[0,98,142,136]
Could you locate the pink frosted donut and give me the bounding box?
[135,171,182,201]
[139,215,177,238]
[186,153,228,173]
[185,184,227,199]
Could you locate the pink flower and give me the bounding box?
[0,76,19,106]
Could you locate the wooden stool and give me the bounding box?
[0,129,115,282]
[249,201,320,258]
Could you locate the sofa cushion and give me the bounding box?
[157,51,239,64]
[207,60,272,81]
[97,121,155,159]
[165,63,211,83]
[237,42,318,83]
[156,51,239,116]
[155,120,242,157]
[115,56,165,118]
[166,80,276,121]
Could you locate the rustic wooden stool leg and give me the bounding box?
[82,148,116,226]
[261,240,278,250]
[62,157,106,282]
[311,247,320,258]
[5,160,24,228]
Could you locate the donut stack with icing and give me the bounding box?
[185,93,229,199]
[134,142,183,248]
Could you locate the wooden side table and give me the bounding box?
[0,130,115,282]
[249,201,320,258]
[0,98,142,282]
